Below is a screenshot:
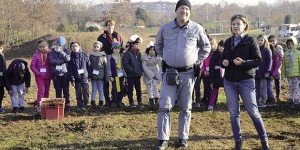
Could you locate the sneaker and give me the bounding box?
[294,99,300,105]
[130,103,136,109]
[0,108,6,114]
[175,139,188,148]
[235,140,242,150]
[261,141,270,150]
[65,104,70,112]
[104,102,111,108]
[19,107,25,112]
[195,102,201,108]
[37,107,41,113]
[91,101,96,107]
[286,99,293,104]
[276,96,282,102]
[81,107,87,111]
[111,103,117,109]
[294,104,300,111]
[208,105,214,111]
[117,103,125,109]
[156,140,168,150]
[148,98,154,108]
[266,101,277,107]
[175,100,179,107]
[154,98,159,105]
[138,102,144,110]
[13,107,19,113]
[258,102,266,108]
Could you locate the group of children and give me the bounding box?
[0,34,163,113]
[254,34,300,108]
[0,33,298,113]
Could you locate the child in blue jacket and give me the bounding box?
[68,42,90,111]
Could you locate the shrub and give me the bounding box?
[86,26,100,32]
[57,24,78,32]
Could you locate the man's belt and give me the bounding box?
[165,63,193,72]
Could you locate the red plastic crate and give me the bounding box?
[40,98,65,120]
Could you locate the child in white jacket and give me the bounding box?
[142,41,162,108]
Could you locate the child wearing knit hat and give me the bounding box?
[48,36,71,111]
[109,41,127,108]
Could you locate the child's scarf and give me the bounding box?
[113,54,122,92]
[39,49,48,65]
[133,48,139,56]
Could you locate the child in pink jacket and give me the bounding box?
[30,40,52,112]
[199,37,217,107]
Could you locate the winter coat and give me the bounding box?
[48,47,70,77]
[209,51,224,87]
[142,54,162,84]
[5,59,31,91]
[281,36,300,78]
[68,49,90,83]
[110,54,127,78]
[201,53,212,74]
[97,30,123,55]
[0,53,6,87]
[122,48,143,78]
[255,46,272,79]
[89,51,109,81]
[221,34,262,82]
[270,45,283,78]
[30,49,52,80]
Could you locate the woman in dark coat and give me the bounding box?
[221,14,270,150]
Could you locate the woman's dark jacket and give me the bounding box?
[221,34,262,82]
[97,31,123,55]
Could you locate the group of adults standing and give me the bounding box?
[97,0,271,149]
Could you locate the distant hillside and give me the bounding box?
[4,27,158,60]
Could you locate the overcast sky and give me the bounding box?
[76,0,284,6]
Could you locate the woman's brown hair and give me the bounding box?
[230,14,249,35]
[105,19,116,26]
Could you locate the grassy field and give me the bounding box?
[0,30,299,149]
[0,79,299,150]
